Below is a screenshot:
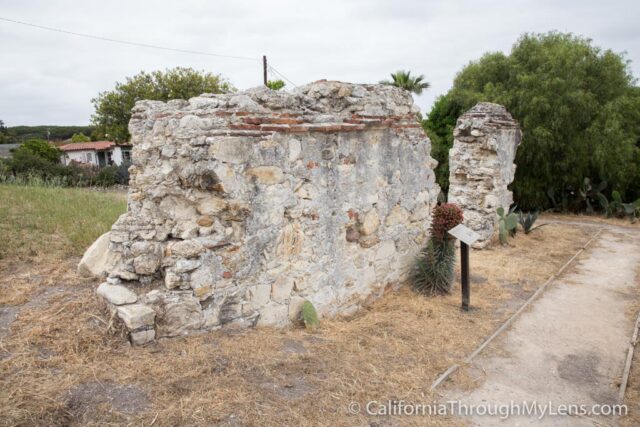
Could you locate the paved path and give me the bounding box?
[454,224,640,426]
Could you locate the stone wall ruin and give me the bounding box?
[447,103,522,248]
[94,81,440,344]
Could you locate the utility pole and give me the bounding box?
[263,55,268,86]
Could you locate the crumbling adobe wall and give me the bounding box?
[96,81,440,344]
[447,103,522,248]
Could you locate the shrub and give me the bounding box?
[15,138,61,163]
[95,166,117,187]
[412,203,464,295]
[4,150,122,188]
[114,162,131,185]
[266,80,285,90]
[301,301,319,329]
[71,132,91,143]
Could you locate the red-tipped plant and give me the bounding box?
[412,203,464,295]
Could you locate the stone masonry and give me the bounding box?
[447,103,522,248]
[92,81,440,344]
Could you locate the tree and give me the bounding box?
[424,32,640,209]
[71,132,91,143]
[14,139,60,163]
[91,67,235,142]
[266,79,286,90]
[381,70,430,95]
[0,120,16,144]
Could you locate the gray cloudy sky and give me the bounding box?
[1,0,639,126]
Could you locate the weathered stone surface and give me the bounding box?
[78,232,121,278]
[116,304,156,330]
[97,283,137,305]
[245,166,285,185]
[100,80,440,341]
[146,291,204,337]
[167,239,204,258]
[448,103,521,248]
[360,209,380,236]
[133,254,160,275]
[196,197,227,215]
[130,329,155,345]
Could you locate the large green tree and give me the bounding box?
[424,32,640,209]
[381,70,430,95]
[91,67,235,142]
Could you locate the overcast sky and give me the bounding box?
[1,0,639,126]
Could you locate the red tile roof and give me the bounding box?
[59,141,115,152]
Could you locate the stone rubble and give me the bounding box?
[88,80,441,344]
[447,103,522,248]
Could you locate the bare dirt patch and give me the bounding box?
[0,221,594,426]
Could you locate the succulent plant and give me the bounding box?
[497,206,518,244]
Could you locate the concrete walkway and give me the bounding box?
[455,224,640,426]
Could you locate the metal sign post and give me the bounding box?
[461,241,470,311]
[448,224,480,311]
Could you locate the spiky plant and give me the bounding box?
[518,211,545,234]
[413,238,457,295]
[412,203,463,295]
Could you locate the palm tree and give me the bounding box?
[380,70,430,95]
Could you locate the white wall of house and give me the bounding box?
[61,150,99,166]
[112,146,131,165]
[60,146,131,166]
[112,146,123,165]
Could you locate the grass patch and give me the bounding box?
[0,184,126,261]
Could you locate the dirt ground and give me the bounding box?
[2,214,636,426]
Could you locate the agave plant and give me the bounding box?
[518,211,546,234]
[497,206,518,244]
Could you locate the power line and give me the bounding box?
[1,16,301,88]
[0,16,259,62]
[268,65,298,88]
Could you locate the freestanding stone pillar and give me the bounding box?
[91,81,440,344]
[447,103,522,248]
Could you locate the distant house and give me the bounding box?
[59,141,132,167]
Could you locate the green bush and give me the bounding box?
[95,166,117,187]
[114,162,131,185]
[301,301,319,329]
[15,138,61,163]
[424,32,640,210]
[3,148,123,188]
[266,79,285,90]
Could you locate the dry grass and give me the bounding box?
[0,192,599,427]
